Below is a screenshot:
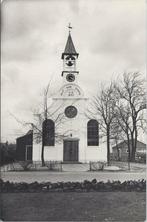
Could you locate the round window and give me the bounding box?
[65,106,77,118]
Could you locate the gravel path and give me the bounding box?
[1,171,146,183]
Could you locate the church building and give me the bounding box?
[17,28,107,163]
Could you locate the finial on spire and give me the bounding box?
[61,24,79,60]
[68,23,72,33]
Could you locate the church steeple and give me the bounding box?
[61,32,79,59]
[62,24,79,59]
[61,25,79,81]
[53,25,84,99]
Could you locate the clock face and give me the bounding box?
[66,74,75,82]
[65,106,77,118]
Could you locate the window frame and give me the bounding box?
[87,119,99,146]
[42,119,55,146]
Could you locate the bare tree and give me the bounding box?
[115,72,146,161]
[115,104,132,169]
[88,82,117,165]
[32,82,68,166]
[41,80,52,166]
[10,80,71,166]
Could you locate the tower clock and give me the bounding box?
[66,73,75,82]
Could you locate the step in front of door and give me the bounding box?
[62,161,81,164]
[62,163,89,172]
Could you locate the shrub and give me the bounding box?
[45,161,62,171]
[0,179,146,193]
[18,161,33,171]
[90,161,107,171]
[135,153,146,163]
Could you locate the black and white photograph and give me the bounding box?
[1,0,146,221]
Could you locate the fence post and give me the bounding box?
[89,161,91,171]
[61,162,62,172]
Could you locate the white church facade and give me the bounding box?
[32,30,107,163]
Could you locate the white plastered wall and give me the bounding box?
[32,97,107,162]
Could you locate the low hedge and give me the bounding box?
[0,179,146,192]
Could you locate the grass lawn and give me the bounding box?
[1,192,146,221]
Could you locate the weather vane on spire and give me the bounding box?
[68,23,72,33]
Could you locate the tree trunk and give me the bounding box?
[134,127,138,156]
[115,139,120,161]
[107,127,110,166]
[131,144,135,162]
[41,118,46,167]
[126,133,131,170]
[41,143,45,166]
[130,132,133,161]
[131,128,137,162]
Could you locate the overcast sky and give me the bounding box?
[1,0,146,143]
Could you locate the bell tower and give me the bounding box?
[61,24,79,84]
[54,24,84,99]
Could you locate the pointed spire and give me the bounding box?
[61,28,79,59]
[64,32,78,54]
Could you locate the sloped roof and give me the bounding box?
[16,130,33,140]
[62,33,78,59]
[112,140,146,149]
[26,130,33,135]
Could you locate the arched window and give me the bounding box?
[42,119,55,146]
[87,119,99,146]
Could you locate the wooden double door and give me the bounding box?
[63,140,79,162]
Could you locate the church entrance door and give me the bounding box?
[63,139,79,162]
